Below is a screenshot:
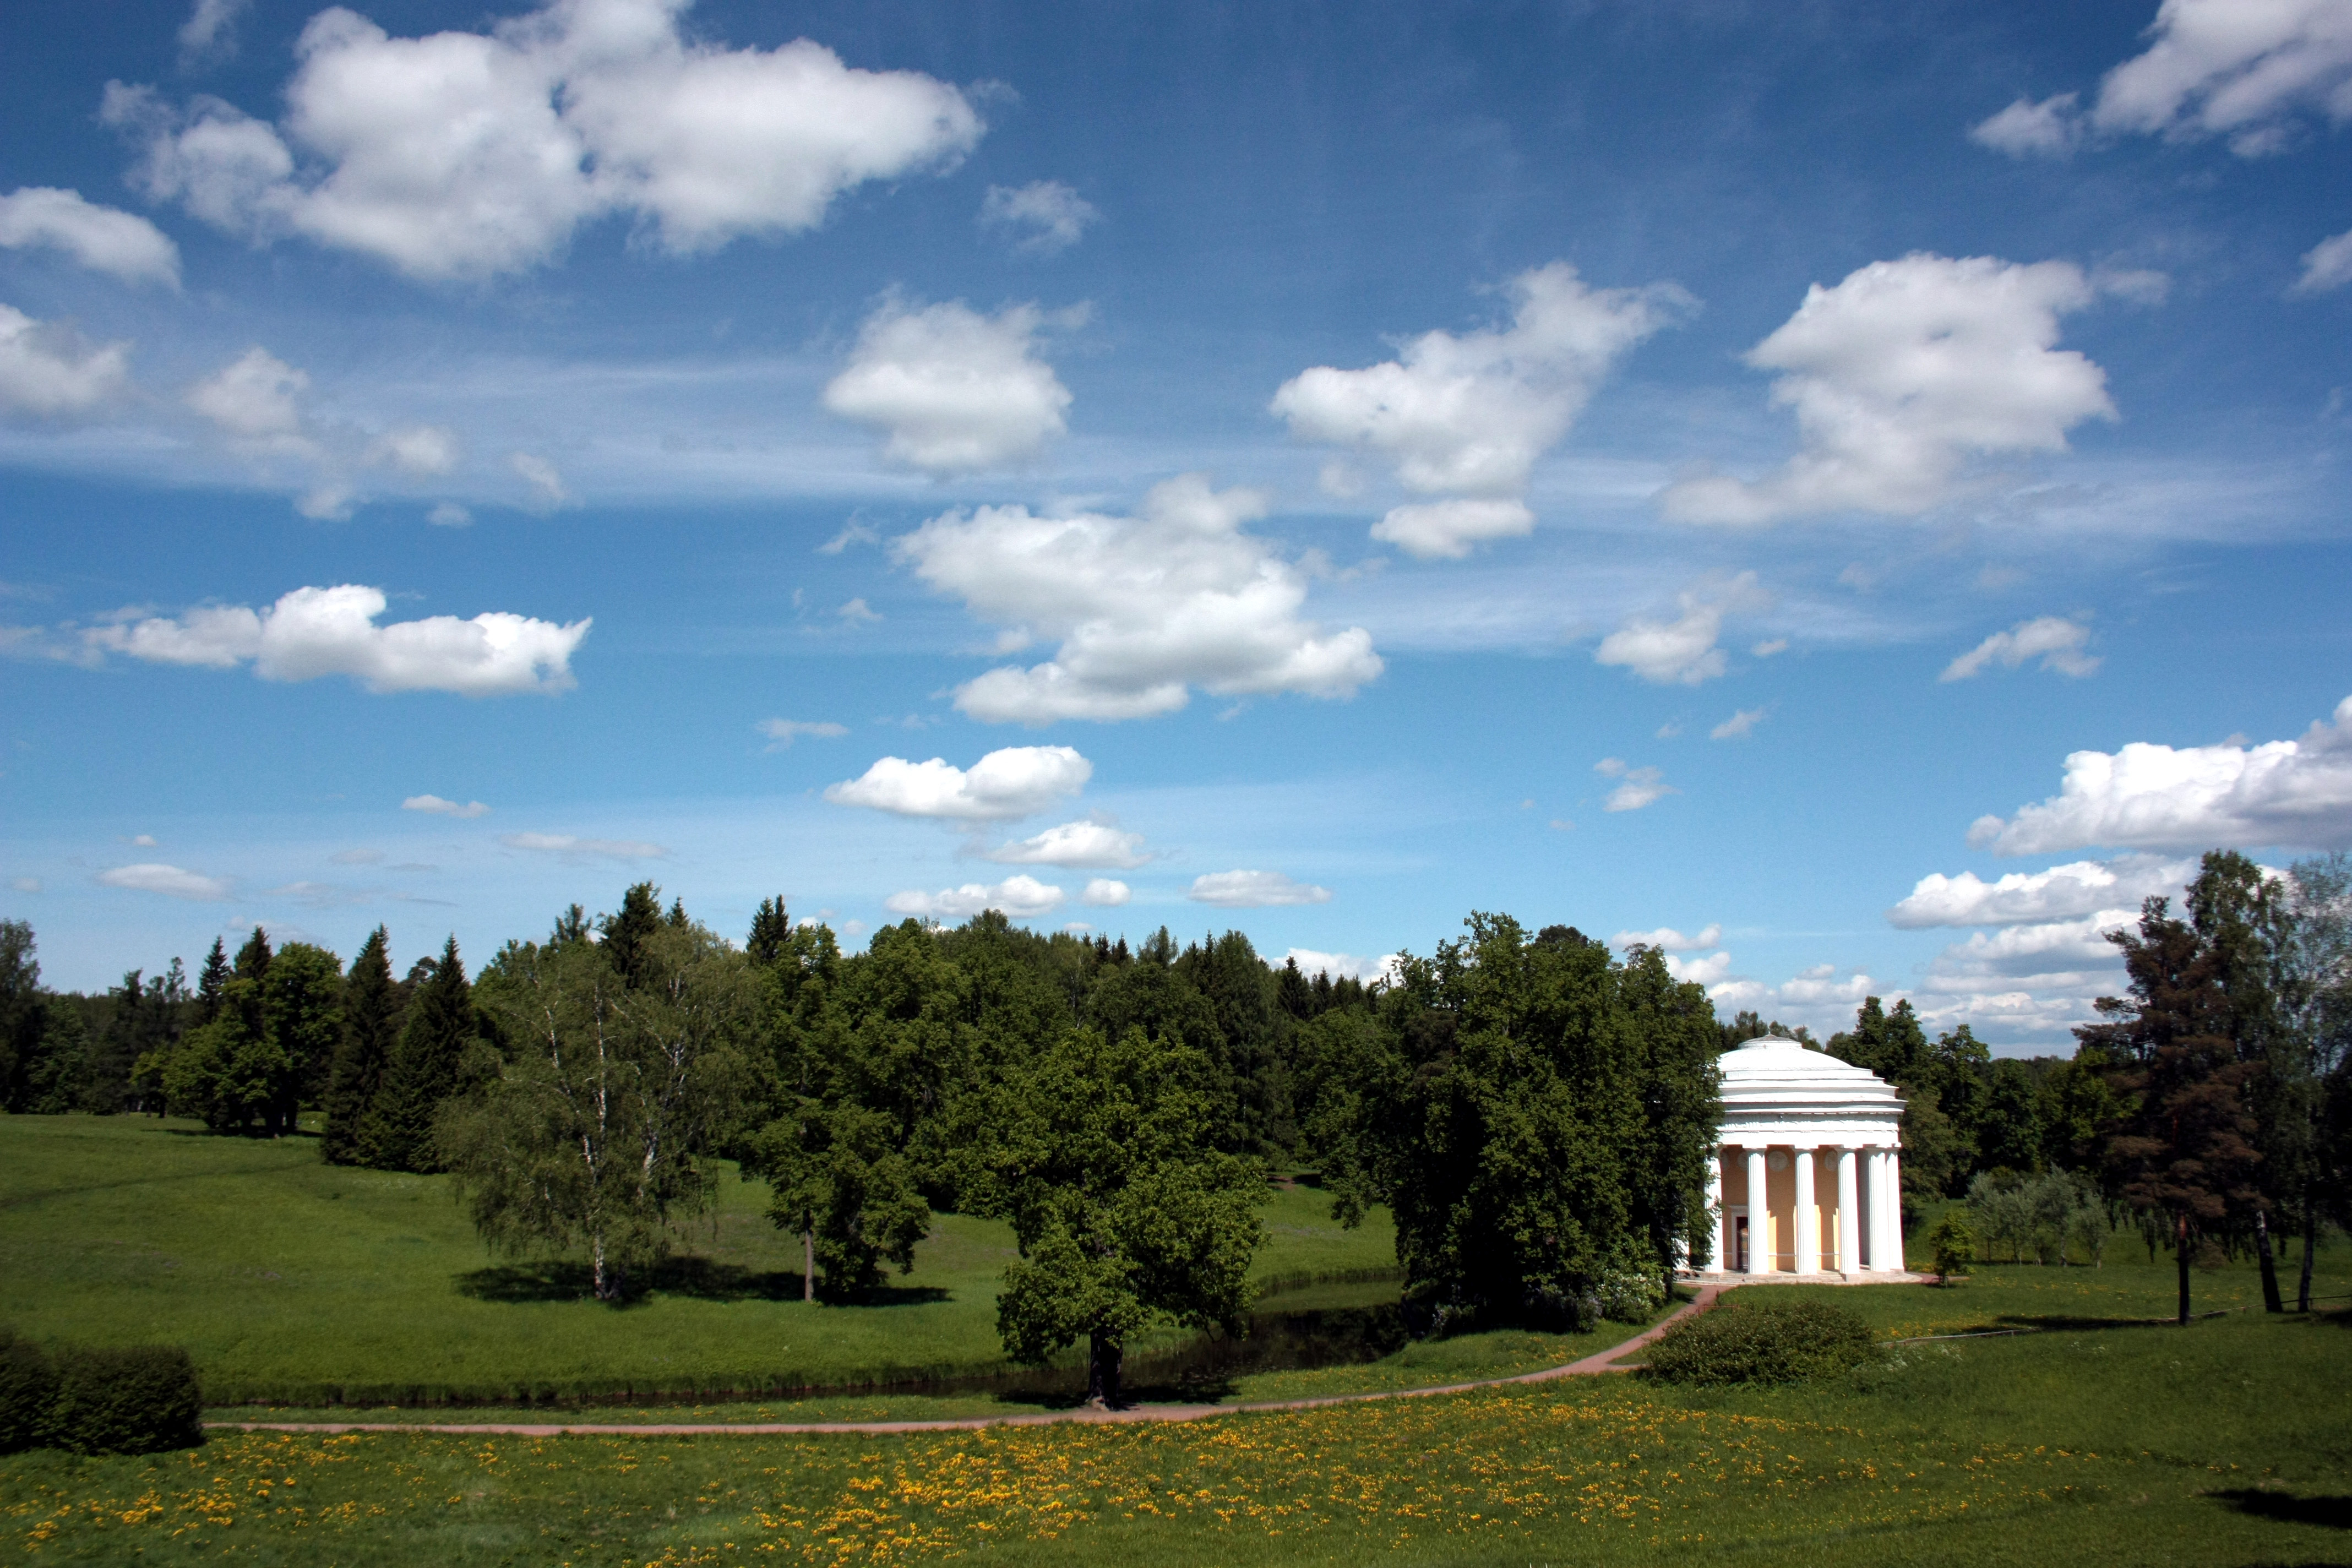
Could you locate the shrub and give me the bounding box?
[1926,1210,1975,1284]
[1640,1293,1876,1386]
[0,1329,57,1453]
[47,1345,204,1455]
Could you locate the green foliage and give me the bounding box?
[370,937,475,1172]
[598,881,666,989]
[323,927,398,1166]
[747,1099,931,1302]
[1966,1170,2109,1265]
[1641,1293,1876,1386]
[45,1343,204,1455]
[445,922,756,1300]
[0,1327,56,1453]
[1925,1210,1975,1283]
[973,1026,1268,1403]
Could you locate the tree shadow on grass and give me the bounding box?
[2211,1488,2352,1529]
[454,1256,949,1307]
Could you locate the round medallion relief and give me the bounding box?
[1766,1151,1789,1172]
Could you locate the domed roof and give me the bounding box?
[1716,1033,1902,1147]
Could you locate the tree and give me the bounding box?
[0,920,46,1113]
[369,937,476,1172]
[1610,940,1727,1284]
[2187,851,2288,1310]
[598,882,665,990]
[1828,997,1928,1085]
[322,928,398,1166]
[2268,853,2352,1311]
[260,943,344,1134]
[192,938,230,1026]
[1925,1211,1974,1285]
[747,1098,930,1302]
[233,926,273,987]
[746,896,792,970]
[973,1026,1267,1407]
[444,921,756,1300]
[2077,896,2263,1324]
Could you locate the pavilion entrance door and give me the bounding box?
[1733,1216,1749,1273]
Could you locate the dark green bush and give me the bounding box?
[1640,1293,1877,1386]
[47,1344,204,1455]
[0,1329,58,1453]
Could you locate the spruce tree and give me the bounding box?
[233,927,273,986]
[549,903,590,948]
[193,938,230,1026]
[600,883,664,988]
[747,896,791,968]
[323,927,399,1166]
[372,936,476,1172]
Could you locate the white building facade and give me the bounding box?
[1699,1033,1908,1276]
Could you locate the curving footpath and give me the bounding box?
[220,1274,1924,1440]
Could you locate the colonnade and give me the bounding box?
[1700,1142,1905,1275]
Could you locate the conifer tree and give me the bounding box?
[233,927,273,986]
[600,883,664,989]
[323,928,399,1166]
[193,938,230,1026]
[549,904,590,948]
[372,936,477,1172]
[747,897,791,968]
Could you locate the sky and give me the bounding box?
[2,0,2350,1053]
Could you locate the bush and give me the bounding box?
[47,1345,205,1455]
[1640,1293,1876,1386]
[1926,1210,1975,1284]
[0,1329,57,1453]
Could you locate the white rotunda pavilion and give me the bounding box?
[1701,1033,1908,1276]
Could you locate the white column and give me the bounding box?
[1793,1145,1818,1275]
[1835,1146,1860,1275]
[1745,1146,1770,1275]
[1882,1149,1904,1273]
[1866,1148,1892,1271]
[1703,1146,1725,1273]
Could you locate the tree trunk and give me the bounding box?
[2297,1200,2318,1313]
[1085,1331,1123,1409]
[2175,1210,2191,1326]
[2255,1207,2284,1313]
[591,1232,624,1302]
[803,1227,815,1304]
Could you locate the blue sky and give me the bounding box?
[3,0,2350,1051]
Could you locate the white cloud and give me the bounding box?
[1941,616,2100,682]
[1969,695,2352,854]
[1658,254,2120,524]
[427,502,472,527]
[885,873,1062,919]
[2092,0,2352,156]
[1711,707,1767,741]
[510,452,567,509]
[186,346,307,442]
[500,831,668,859]
[2295,228,2352,294]
[1752,638,1789,658]
[757,717,848,750]
[1286,948,1400,984]
[1709,963,1879,1017]
[1888,853,2197,928]
[1368,498,1534,562]
[132,834,159,847]
[1666,950,1733,986]
[179,0,252,63]
[1612,922,1722,951]
[1271,262,1690,509]
[0,187,180,286]
[368,424,460,477]
[1928,909,2140,981]
[835,597,880,626]
[1594,572,1760,686]
[84,584,589,695]
[0,306,133,418]
[894,474,1381,724]
[1189,869,1332,907]
[402,793,489,818]
[1594,756,1677,813]
[979,180,1098,255]
[1969,92,2085,157]
[97,862,232,900]
[10,878,40,894]
[108,1,982,281]
[981,817,1150,869]
[825,745,1091,821]
[1081,878,1130,906]
[823,297,1072,475]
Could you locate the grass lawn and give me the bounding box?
[5,1247,2349,1565]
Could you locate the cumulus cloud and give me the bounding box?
[186,346,307,442]
[979,817,1150,869]
[84,584,589,695]
[106,0,983,281]
[500,831,667,859]
[757,717,848,750]
[1969,92,2086,157]
[1273,262,1689,499]
[1595,573,1760,685]
[1189,869,1331,907]
[1888,853,2198,927]
[2092,0,2352,156]
[1081,878,1130,906]
[1367,499,1534,562]
[823,297,1072,475]
[402,793,489,818]
[0,305,133,417]
[1940,616,2100,681]
[1613,922,1722,951]
[97,862,232,900]
[0,187,180,286]
[826,745,1091,821]
[1709,963,1878,1016]
[894,474,1382,724]
[1594,756,1676,813]
[885,873,1061,919]
[1665,950,1733,986]
[2295,228,2352,294]
[1286,948,1400,984]
[1659,254,2121,524]
[367,424,460,477]
[1968,695,2352,854]
[179,0,253,64]
[979,180,1097,255]
[1711,707,1767,741]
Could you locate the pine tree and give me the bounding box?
[371,935,477,1172]
[324,928,399,1166]
[600,883,664,989]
